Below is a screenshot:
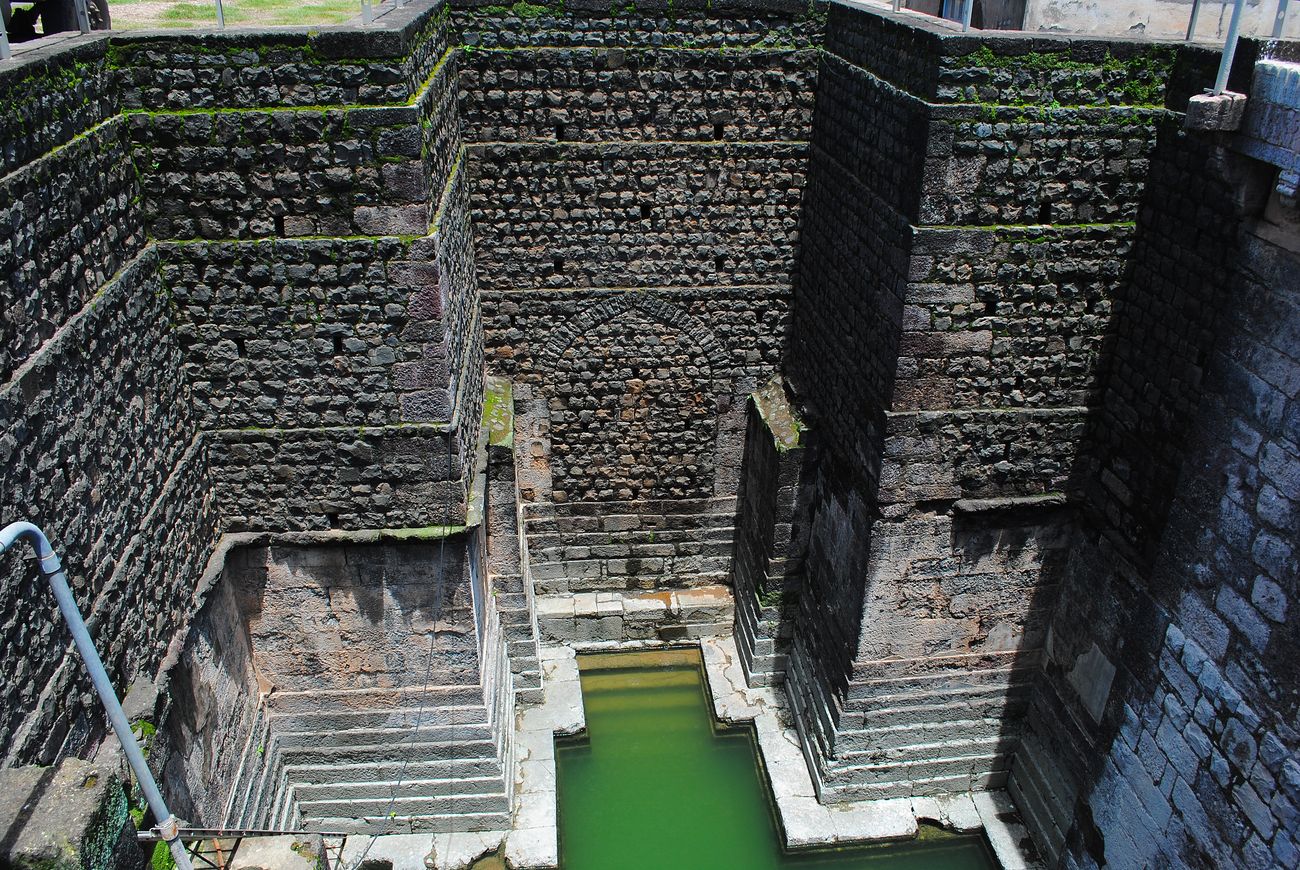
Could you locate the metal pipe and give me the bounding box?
[1212,0,1247,95]
[73,0,90,33]
[893,0,902,12]
[1186,0,1203,40]
[0,522,195,870]
[215,0,225,28]
[962,0,974,31]
[1275,0,1291,38]
[0,14,10,62]
[362,0,373,25]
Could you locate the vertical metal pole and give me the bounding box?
[362,0,373,25]
[214,0,224,28]
[1212,0,1246,95]
[1275,0,1290,37]
[893,0,902,12]
[1186,0,1203,40]
[0,0,10,60]
[73,0,90,33]
[962,0,974,30]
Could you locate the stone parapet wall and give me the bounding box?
[109,1,451,109]
[0,40,120,175]
[1085,121,1251,554]
[899,226,1122,412]
[787,144,909,475]
[132,105,434,241]
[460,1,818,604]
[163,238,435,429]
[879,409,1088,502]
[729,379,808,687]
[450,0,825,51]
[208,425,466,533]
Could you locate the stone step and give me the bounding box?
[274,737,500,767]
[535,586,734,645]
[295,790,510,820]
[268,703,491,733]
[1006,736,1073,858]
[266,685,486,715]
[533,571,731,596]
[823,746,1016,786]
[852,691,1033,726]
[299,811,511,836]
[290,775,506,804]
[819,769,1011,803]
[284,757,507,786]
[843,677,1037,712]
[832,717,1022,755]
[272,721,494,749]
[835,731,1019,763]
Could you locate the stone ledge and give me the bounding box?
[535,586,735,646]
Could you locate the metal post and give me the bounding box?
[215,0,225,28]
[1186,0,1202,40]
[0,0,10,61]
[362,0,373,25]
[1275,0,1290,37]
[0,523,195,870]
[72,0,90,33]
[893,0,902,12]
[1212,0,1247,95]
[962,0,974,30]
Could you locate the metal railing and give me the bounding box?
[881,0,1292,40]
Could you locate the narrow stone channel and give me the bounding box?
[555,649,997,869]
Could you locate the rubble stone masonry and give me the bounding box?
[0,1,1297,865]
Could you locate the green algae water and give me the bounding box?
[556,649,997,870]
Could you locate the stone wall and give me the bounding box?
[0,37,220,762]
[0,0,486,775]
[458,0,822,594]
[1008,127,1300,867]
[729,378,808,687]
[782,2,1193,808]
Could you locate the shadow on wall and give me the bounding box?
[1006,64,1296,862]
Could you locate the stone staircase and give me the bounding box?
[523,497,737,595]
[221,627,516,836]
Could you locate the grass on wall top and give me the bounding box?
[109,0,363,30]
